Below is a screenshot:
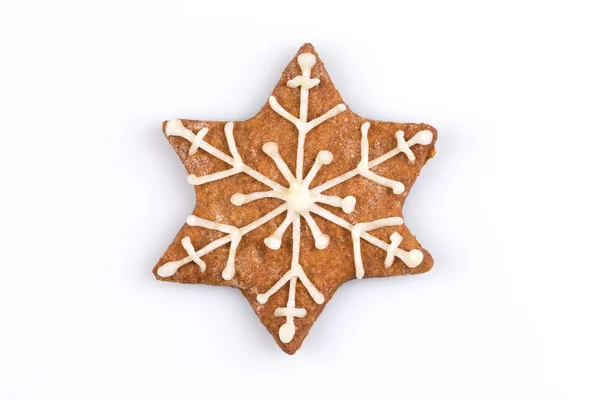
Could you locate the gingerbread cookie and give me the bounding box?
[154,43,437,354]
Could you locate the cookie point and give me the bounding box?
[300,42,315,50]
[279,321,296,343]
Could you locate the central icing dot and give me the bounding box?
[284,181,313,213]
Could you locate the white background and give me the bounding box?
[1,1,599,399]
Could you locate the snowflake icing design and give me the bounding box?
[155,47,435,348]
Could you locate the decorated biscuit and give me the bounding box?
[154,43,437,354]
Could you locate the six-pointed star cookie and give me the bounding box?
[154,43,437,354]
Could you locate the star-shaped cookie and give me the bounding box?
[154,43,437,354]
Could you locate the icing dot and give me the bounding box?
[297,53,316,69]
[279,321,296,343]
[256,294,268,304]
[315,234,330,250]
[165,119,185,136]
[392,182,405,194]
[264,236,282,250]
[413,130,433,145]
[318,150,333,165]
[157,261,179,278]
[262,142,278,155]
[314,292,325,304]
[342,196,356,214]
[222,267,235,281]
[405,249,424,268]
[230,193,245,206]
[284,181,313,213]
[186,174,197,185]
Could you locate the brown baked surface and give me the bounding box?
[153,43,437,354]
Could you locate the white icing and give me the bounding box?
[282,181,313,213]
[287,76,319,89]
[184,215,242,280]
[157,204,287,279]
[182,236,206,272]
[263,142,296,183]
[159,52,432,343]
[166,120,285,192]
[293,53,317,124]
[264,211,297,250]
[385,232,402,268]
[230,191,282,206]
[165,119,208,156]
[397,129,434,163]
[314,194,356,214]
[303,150,332,185]
[312,122,433,194]
[268,97,346,179]
[310,205,424,270]
[300,211,330,249]
[351,217,404,279]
